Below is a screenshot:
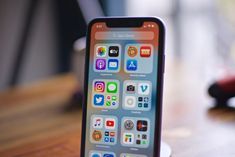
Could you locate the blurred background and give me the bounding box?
[0,0,235,91]
[1,0,235,156]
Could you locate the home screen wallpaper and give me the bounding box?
[85,21,160,157]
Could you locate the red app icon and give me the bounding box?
[105,118,115,129]
[110,132,115,137]
[140,46,151,57]
[137,120,148,131]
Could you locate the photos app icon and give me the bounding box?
[96,46,106,57]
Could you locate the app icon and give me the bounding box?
[103,154,114,157]
[107,82,117,93]
[124,96,136,108]
[126,60,137,71]
[108,59,118,70]
[110,138,115,143]
[138,97,143,102]
[142,134,147,139]
[92,130,102,141]
[120,154,147,157]
[91,153,102,157]
[137,120,148,132]
[111,101,117,106]
[126,83,136,93]
[124,119,134,130]
[144,97,149,102]
[120,153,147,157]
[93,94,104,106]
[110,132,115,136]
[136,139,141,145]
[105,131,109,136]
[112,96,117,101]
[127,46,138,57]
[123,133,134,144]
[92,117,103,128]
[109,46,119,57]
[106,101,111,106]
[142,140,147,145]
[106,95,111,100]
[104,137,109,142]
[140,46,151,57]
[94,81,105,92]
[138,83,150,95]
[105,118,116,129]
[96,59,106,70]
[96,46,106,57]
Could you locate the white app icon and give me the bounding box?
[123,133,134,144]
[138,83,150,95]
[124,96,136,108]
[92,117,103,129]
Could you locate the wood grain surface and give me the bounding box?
[0,60,235,157]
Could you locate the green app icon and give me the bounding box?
[112,96,117,101]
[106,101,111,106]
[142,140,147,145]
[107,82,117,93]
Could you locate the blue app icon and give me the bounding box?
[103,154,114,157]
[126,59,137,71]
[108,59,119,70]
[91,153,101,157]
[110,138,115,143]
[94,94,104,106]
[104,137,109,142]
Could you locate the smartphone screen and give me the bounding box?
[81,18,165,157]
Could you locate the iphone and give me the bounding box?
[81,17,165,157]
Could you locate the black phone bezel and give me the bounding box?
[80,17,165,157]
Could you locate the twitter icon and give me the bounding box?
[94,94,104,106]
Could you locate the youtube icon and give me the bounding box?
[105,118,115,129]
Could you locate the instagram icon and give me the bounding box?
[94,81,105,92]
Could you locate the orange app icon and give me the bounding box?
[92,130,102,141]
[127,46,138,57]
[140,46,151,57]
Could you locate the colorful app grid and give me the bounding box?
[90,115,118,145]
[120,153,147,157]
[121,117,150,148]
[124,44,153,74]
[94,44,121,73]
[123,80,152,111]
[92,79,119,109]
[89,150,116,157]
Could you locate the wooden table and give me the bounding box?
[1,60,235,157]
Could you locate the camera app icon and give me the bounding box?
[126,83,136,94]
